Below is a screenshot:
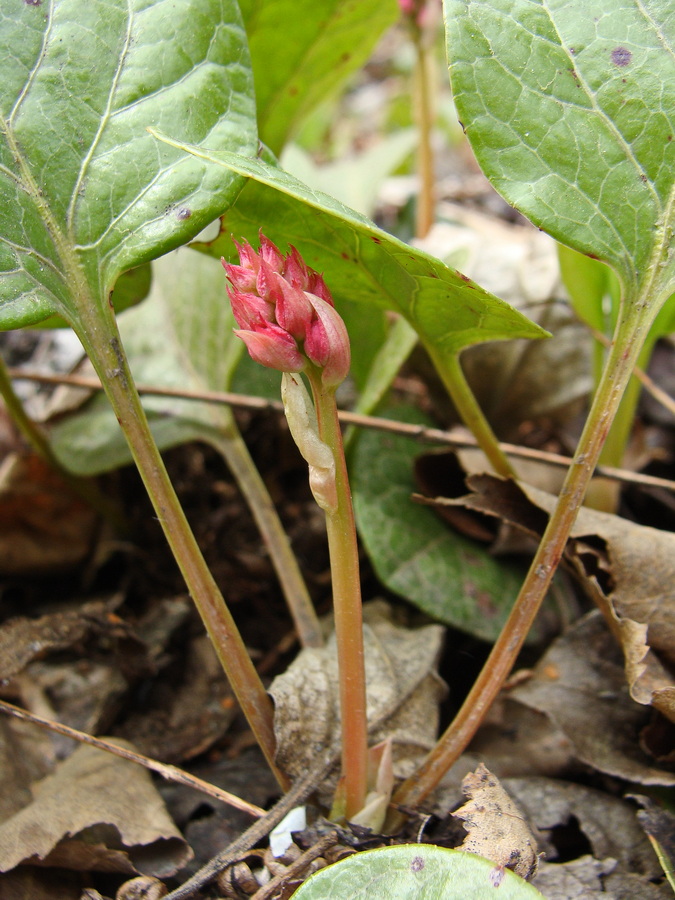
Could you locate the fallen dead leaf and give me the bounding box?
[531,856,615,899]
[454,763,539,880]
[269,600,445,802]
[508,613,675,786]
[114,633,236,763]
[0,866,83,899]
[632,794,675,884]
[504,778,661,878]
[436,474,675,721]
[468,697,576,779]
[0,716,54,821]
[0,740,191,877]
[0,597,137,683]
[533,857,672,900]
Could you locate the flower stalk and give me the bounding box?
[223,236,368,817]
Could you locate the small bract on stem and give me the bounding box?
[223,235,368,818]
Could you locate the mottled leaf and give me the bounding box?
[351,408,530,641]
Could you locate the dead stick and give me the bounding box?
[163,752,339,900]
[251,831,340,900]
[0,700,264,818]
[9,368,675,493]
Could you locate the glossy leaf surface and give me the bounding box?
[293,844,545,899]
[351,408,531,642]
[0,0,256,330]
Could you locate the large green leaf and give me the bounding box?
[293,845,545,899]
[238,0,399,154]
[150,141,549,380]
[351,408,533,642]
[29,264,153,330]
[0,0,256,331]
[445,0,675,298]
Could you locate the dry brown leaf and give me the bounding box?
[16,657,128,745]
[509,613,675,786]
[441,474,675,721]
[269,600,445,799]
[114,634,236,763]
[0,866,84,899]
[531,856,616,899]
[453,763,539,880]
[469,698,576,779]
[632,794,675,879]
[504,778,661,878]
[0,452,97,575]
[0,597,132,683]
[0,716,54,821]
[0,741,191,876]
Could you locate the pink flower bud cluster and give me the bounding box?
[222,235,350,387]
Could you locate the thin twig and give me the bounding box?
[250,831,340,900]
[0,700,265,818]
[9,367,675,493]
[163,751,340,900]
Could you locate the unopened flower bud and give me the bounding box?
[222,236,350,386]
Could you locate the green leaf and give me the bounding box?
[239,0,399,154]
[292,844,545,899]
[158,141,548,377]
[445,0,675,297]
[29,264,152,330]
[0,0,257,330]
[558,245,619,337]
[351,407,531,642]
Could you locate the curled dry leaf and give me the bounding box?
[0,741,191,877]
[269,600,445,801]
[115,875,168,899]
[440,474,675,721]
[533,858,673,900]
[531,856,616,899]
[509,613,675,786]
[454,763,539,880]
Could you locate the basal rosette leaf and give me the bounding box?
[0,0,256,330]
[445,0,675,298]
